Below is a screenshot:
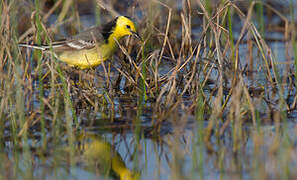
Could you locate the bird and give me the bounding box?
[18,16,141,69]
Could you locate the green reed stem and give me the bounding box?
[0,0,2,23]
[135,91,143,143]
[134,56,148,167]
[228,6,235,66]
[0,0,5,148]
[195,88,205,179]
[290,0,297,86]
[34,0,47,150]
[256,1,264,37]
[10,0,33,178]
[95,3,101,26]
[205,0,211,15]
[141,45,148,101]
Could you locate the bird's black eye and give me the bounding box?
[126,25,131,29]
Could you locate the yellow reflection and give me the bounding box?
[78,133,140,180]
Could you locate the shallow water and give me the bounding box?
[3,0,297,179]
[4,118,297,179]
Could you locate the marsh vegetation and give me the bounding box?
[1,0,297,179]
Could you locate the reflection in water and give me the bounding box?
[78,133,140,180]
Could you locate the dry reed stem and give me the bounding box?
[96,0,120,18]
[115,39,152,93]
[241,75,256,126]
[18,0,64,42]
[180,43,201,96]
[196,0,226,143]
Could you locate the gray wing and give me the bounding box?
[51,26,105,52]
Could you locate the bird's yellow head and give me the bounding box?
[111,16,140,40]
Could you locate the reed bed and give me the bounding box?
[0,0,297,179]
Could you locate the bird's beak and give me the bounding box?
[130,31,142,41]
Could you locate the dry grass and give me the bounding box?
[0,0,297,179]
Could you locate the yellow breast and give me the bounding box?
[57,43,117,69]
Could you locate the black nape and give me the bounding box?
[101,17,119,43]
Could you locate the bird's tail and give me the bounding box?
[18,43,49,51]
[18,42,65,51]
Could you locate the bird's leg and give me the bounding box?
[115,66,122,91]
[70,67,80,88]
